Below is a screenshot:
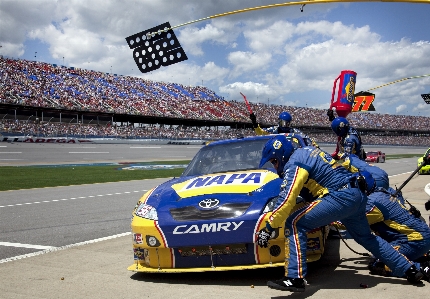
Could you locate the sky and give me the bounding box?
[1,0,430,117]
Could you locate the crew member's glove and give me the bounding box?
[327,109,335,122]
[250,113,258,128]
[330,220,343,229]
[409,206,421,218]
[331,152,340,160]
[337,152,347,160]
[357,174,367,193]
[256,222,274,248]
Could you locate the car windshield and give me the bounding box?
[182,139,268,176]
[367,152,378,155]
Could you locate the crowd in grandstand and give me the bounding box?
[1,56,429,146]
[1,118,429,146]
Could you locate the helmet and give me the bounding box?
[278,112,292,132]
[259,135,295,176]
[371,167,389,190]
[331,117,350,137]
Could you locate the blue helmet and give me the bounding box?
[331,117,350,137]
[278,112,292,131]
[259,135,295,176]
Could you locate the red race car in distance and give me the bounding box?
[365,151,385,163]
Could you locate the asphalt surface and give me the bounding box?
[0,142,427,166]
[0,142,203,166]
[0,143,429,298]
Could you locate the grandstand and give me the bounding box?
[1,56,429,146]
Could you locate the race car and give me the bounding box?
[418,147,430,175]
[365,151,385,163]
[128,133,329,273]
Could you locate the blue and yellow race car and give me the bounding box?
[128,133,328,272]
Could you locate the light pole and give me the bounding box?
[63,56,64,65]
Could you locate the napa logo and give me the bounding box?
[186,172,261,189]
[171,170,278,198]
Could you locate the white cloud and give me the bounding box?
[276,27,430,96]
[179,24,233,56]
[395,104,407,113]
[0,41,25,58]
[28,23,105,62]
[140,60,229,89]
[243,21,295,53]
[227,51,271,78]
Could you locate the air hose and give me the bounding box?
[334,226,370,257]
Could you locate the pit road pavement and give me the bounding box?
[0,174,428,299]
[0,144,429,298]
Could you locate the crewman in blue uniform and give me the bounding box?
[334,185,430,281]
[340,153,389,189]
[250,111,319,147]
[330,117,366,160]
[255,135,425,292]
[250,111,299,135]
[366,187,430,279]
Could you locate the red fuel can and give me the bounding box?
[330,70,357,118]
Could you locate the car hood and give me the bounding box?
[144,169,281,247]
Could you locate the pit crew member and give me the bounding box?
[250,111,298,135]
[334,185,430,281]
[341,153,389,190]
[256,135,425,292]
[330,117,366,160]
[250,111,319,147]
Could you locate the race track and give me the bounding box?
[0,143,429,298]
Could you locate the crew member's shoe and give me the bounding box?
[421,261,430,282]
[405,265,424,283]
[267,277,305,292]
[368,260,388,276]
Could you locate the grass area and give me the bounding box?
[0,161,190,191]
[385,154,421,159]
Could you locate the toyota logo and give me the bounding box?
[198,198,220,209]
